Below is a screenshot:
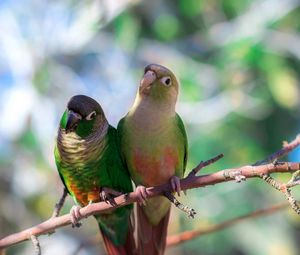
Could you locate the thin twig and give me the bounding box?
[260,166,300,215]
[164,192,196,218]
[30,235,41,255]
[166,202,290,247]
[287,170,300,188]
[253,135,300,215]
[253,135,300,166]
[188,153,224,177]
[52,188,68,218]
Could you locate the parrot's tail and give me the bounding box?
[100,222,136,255]
[137,205,170,255]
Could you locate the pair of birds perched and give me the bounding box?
[54,64,188,255]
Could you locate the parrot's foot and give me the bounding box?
[100,187,122,206]
[70,205,82,228]
[135,185,149,206]
[170,176,182,196]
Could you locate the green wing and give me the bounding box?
[54,145,70,194]
[175,113,188,175]
[104,126,133,194]
[54,126,132,245]
[96,126,133,245]
[116,117,126,162]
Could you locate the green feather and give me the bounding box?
[55,125,133,245]
[175,113,188,174]
[117,64,188,226]
[59,110,68,129]
[59,110,95,138]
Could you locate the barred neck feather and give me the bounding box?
[57,120,109,166]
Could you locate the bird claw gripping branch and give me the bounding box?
[70,205,83,228]
[99,187,122,206]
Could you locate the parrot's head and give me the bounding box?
[138,64,179,103]
[60,95,106,137]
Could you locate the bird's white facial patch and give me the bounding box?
[160,76,172,86]
[86,111,96,120]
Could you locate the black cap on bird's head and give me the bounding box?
[65,95,105,133]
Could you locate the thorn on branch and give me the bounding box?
[164,192,196,218]
[30,235,41,255]
[188,153,224,177]
[283,140,289,147]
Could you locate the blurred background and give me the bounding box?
[1,0,300,254]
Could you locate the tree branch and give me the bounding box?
[1,161,299,249]
[166,201,290,247]
[1,134,300,250]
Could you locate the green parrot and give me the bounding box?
[117,64,188,255]
[54,95,136,255]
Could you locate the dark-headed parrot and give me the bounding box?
[54,95,136,255]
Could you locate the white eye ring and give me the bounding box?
[160,76,172,86]
[86,111,96,120]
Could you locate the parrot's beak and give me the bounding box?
[140,70,157,88]
[66,110,82,133]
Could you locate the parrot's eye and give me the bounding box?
[86,111,96,120]
[160,76,172,86]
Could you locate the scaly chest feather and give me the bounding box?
[60,160,105,206]
[57,128,108,206]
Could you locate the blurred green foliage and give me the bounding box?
[0,0,300,254]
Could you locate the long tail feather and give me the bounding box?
[100,222,136,255]
[137,205,170,255]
